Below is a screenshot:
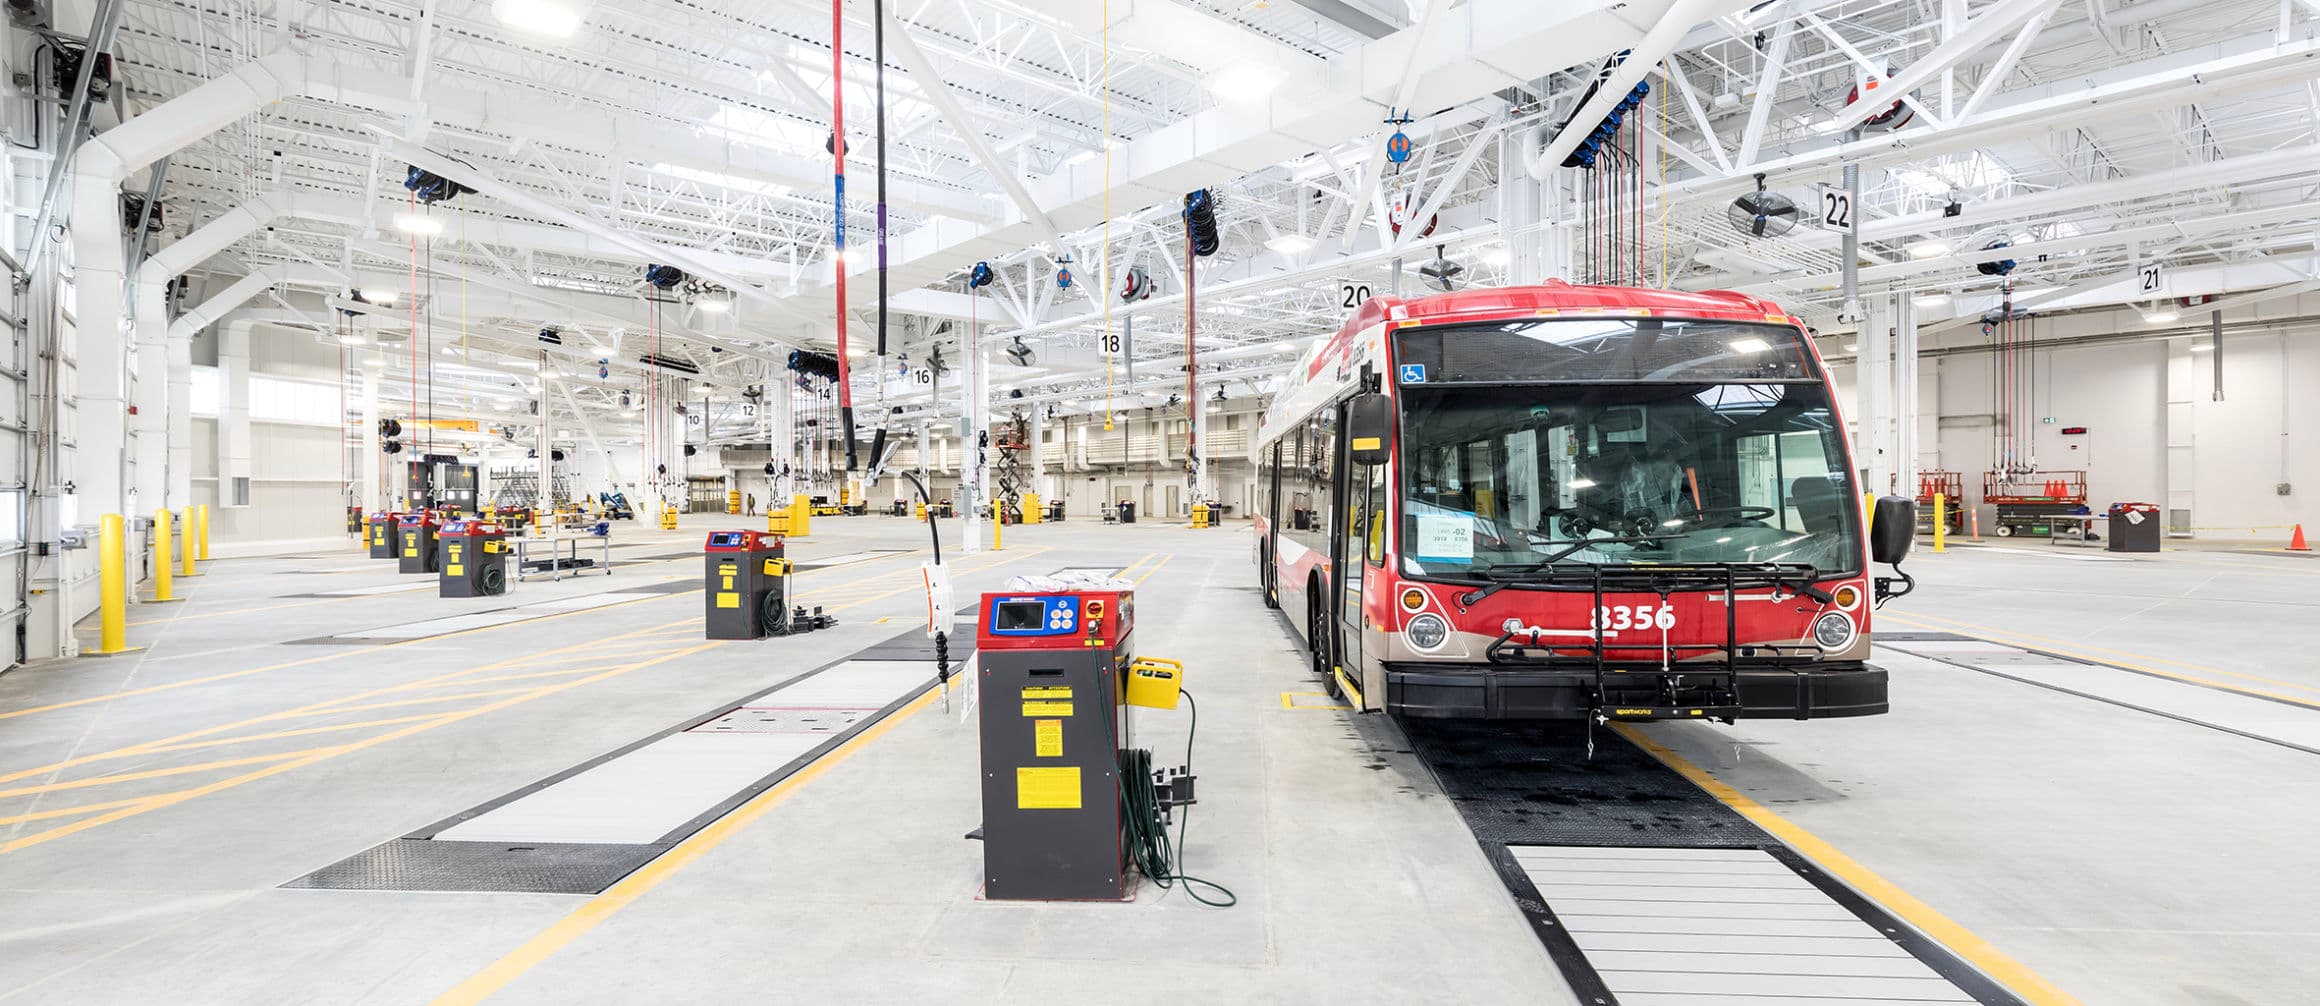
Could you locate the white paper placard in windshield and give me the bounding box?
[1415,515,1474,562]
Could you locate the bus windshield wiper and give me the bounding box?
[1758,564,1834,603]
[1455,534,1686,604]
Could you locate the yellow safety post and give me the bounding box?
[1192,502,1210,529]
[1933,494,1948,553]
[152,509,176,601]
[179,508,200,578]
[914,500,927,522]
[790,494,811,537]
[993,508,1003,550]
[1862,492,1876,534]
[196,504,211,560]
[727,490,741,515]
[90,513,132,655]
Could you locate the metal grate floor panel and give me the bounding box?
[283,840,665,895]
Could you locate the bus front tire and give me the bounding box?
[1307,585,1334,689]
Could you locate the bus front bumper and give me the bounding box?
[1381,662,1889,720]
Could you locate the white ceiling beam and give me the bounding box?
[1813,0,2062,135]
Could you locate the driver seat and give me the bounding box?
[1790,476,1843,534]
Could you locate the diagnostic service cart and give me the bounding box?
[703,530,789,639]
[438,519,510,597]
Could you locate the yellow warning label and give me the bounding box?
[1021,701,1074,717]
[721,576,734,589]
[446,564,463,576]
[1034,718,1063,757]
[1022,686,1073,699]
[716,592,740,609]
[719,563,738,576]
[1016,766,1081,809]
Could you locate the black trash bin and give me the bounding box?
[1117,499,1136,524]
[2107,502,2163,553]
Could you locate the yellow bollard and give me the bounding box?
[91,513,132,655]
[179,508,200,578]
[914,500,927,522]
[789,494,811,537]
[1933,493,1948,553]
[1862,492,1876,534]
[152,509,176,602]
[1192,502,1210,529]
[196,503,211,561]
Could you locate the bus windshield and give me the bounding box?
[1396,377,1862,579]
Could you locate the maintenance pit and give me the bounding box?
[3,520,2314,1005]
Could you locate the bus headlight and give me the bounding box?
[1812,611,1856,651]
[1406,614,1449,651]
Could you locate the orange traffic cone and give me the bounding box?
[2291,524,2311,552]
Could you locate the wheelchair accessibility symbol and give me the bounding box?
[1398,364,1427,384]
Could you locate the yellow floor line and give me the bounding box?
[0,546,1051,853]
[1132,554,1173,584]
[132,714,454,756]
[0,591,680,723]
[12,552,945,723]
[0,747,349,800]
[0,643,726,856]
[1883,613,2320,707]
[0,616,696,786]
[1613,724,2081,1006]
[253,687,554,721]
[0,796,150,827]
[429,686,942,1005]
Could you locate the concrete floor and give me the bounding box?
[1,520,2312,1004]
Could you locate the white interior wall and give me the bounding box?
[1830,310,2314,539]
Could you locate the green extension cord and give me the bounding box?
[1117,690,1236,908]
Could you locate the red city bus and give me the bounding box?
[1253,282,1916,721]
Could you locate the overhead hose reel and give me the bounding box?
[1976,240,2017,277]
[1120,264,1155,302]
[402,166,473,205]
[968,261,995,289]
[1558,51,1651,170]
[1183,188,1222,257]
[645,264,687,290]
[788,349,842,382]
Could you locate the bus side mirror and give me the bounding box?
[1870,495,1915,564]
[1347,393,1392,466]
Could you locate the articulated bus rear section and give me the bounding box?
[1253,283,1920,722]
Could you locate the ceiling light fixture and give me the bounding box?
[1265,234,1314,255]
[1206,64,1286,103]
[1906,239,1950,259]
[1912,293,1951,309]
[393,213,443,236]
[2144,309,2180,324]
[338,333,365,346]
[492,0,586,37]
